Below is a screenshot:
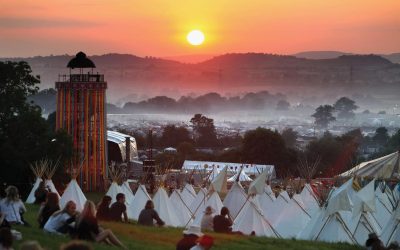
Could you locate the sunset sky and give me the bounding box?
[1,0,399,57]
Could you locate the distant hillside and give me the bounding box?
[293,51,352,59]
[2,53,400,104]
[384,53,400,64]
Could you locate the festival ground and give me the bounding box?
[13,197,362,250]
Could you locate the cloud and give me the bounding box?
[0,17,102,29]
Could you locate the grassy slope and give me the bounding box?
[13,199,363,250]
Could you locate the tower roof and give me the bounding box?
[67,52,96,69]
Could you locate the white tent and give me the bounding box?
[60,179,87,212]
[26,178,43,204]
[373,186,393,230]
[127,185,151,220]
[153,187,180,227]
[169,190,193,227]
[223,182,248,220]
[313,211,357,244]
[263,190,289,224]
[189,188,207,214]
[257,188,276,219]
[45,179,60,198]
[273,194,312,238]
[180,183,196,207]
[208,166,227,194]
[233,196,280,237]
[190,191,223,227]
[380,205,400,246]
[227,170,252,183]
[106,182,123,204]
[300,184,321,217]
[121,181,135,205]
[207,165,221,182]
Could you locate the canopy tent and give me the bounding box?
[340,151,400,179]
[127,185,151,220]
[182,160,276,178]
[60,179,87,212]
[153,187,180,227]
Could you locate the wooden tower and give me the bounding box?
[55,52,107,191]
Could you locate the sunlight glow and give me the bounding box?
[187,30,205,46]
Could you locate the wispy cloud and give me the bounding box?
[0,17,102,29]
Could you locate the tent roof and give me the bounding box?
[228,170,253,182]
[340,151,400,179]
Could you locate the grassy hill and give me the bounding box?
[12,201,363,250]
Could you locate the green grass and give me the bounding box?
[12,203,363,250]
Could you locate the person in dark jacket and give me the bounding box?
[138,200,164,226]
[176,225,203,250]
[76,200,126,249]
[213,207,232,233]
[37,192,60,228]
[109,193,128,222]
[96,196,111,221]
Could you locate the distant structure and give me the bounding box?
[55,52,107,191]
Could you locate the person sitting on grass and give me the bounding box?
[96,196,112,221]
[109,193,128,223]
[44,200,78,235]
[176,225,203,250]
[38,192,60,228]
[0,186,27,225]
[213,207,232,233]
[190,235,214,250]
[76,200,127,249]
[138,200,164,227]
[200,206,214,231]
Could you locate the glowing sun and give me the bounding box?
[187,30,205,46]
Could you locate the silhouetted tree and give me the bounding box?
[334,97,358,119]
[160,125,192,148]
[312,105,336,128]
[190,114,218,147]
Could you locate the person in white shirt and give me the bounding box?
[200,206,214,231]
[0,186,26,225]
[44,201,77,235]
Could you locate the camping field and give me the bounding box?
[13,194,363,250]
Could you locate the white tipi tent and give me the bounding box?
[121,181,135,205]
[223,181,247,220]
[26,160,46,204]
[300,183,321,217]
[180,183,196,208]
[169,190,193,227]
[127,185,151,220]
[105,163,124,203]
[153,187,180,227]
[60,179,87,212]
[233,196,280,237]
[44,159,60,198]
[189,188,207,214]
[380,204,400,246]
[190,191,223,227]
[227,170,252,182]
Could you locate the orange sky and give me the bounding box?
[0,0,399,57]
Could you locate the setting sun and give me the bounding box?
[187,30,205,46]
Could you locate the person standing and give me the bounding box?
[109,193,128,222]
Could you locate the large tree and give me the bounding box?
[334,97,358,119]
[281,128,298,148]
[0,61,72,195]
[160,125,192,148]
[312,105,336,128]
[190,114,218,147]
